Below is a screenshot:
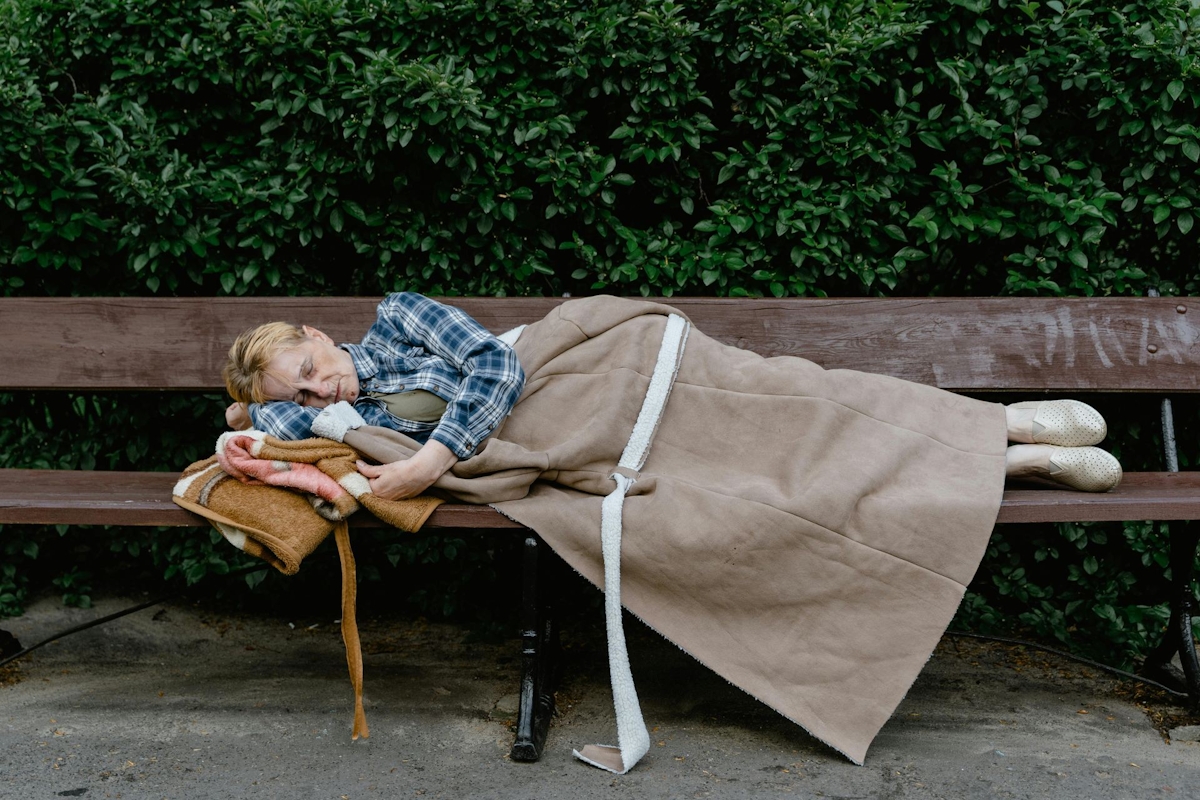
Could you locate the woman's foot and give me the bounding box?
[1006,400,1107,447]
[1005,444,1123,492]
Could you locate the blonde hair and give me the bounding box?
[223,321,307,404]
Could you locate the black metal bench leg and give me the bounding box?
[510,532,558,761]
[1143,525,1200,704]
[0,629,22,660]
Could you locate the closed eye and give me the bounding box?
[295,358,314,404]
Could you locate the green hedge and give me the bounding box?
[2,0,1199,666]
[4,0,1198,297]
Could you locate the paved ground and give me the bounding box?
[2,593,1199,799]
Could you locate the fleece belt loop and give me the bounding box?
[611,466,641,482]
[572,313,689,775]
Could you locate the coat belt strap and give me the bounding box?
[573,313,689,774]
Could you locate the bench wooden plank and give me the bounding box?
[995,472,1200,523]
[2,297,1197,392]
[0,470,523,528]
[1,469,1195,526]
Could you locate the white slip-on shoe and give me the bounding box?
[1010,399,1107,447]
[1046,446,1123,492]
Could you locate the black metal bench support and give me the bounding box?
[1142,390,1200,705]
[510,532,559,761]
[0,629,22,660]
[1142,525,1200,702]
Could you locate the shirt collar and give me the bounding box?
[341,343,377,383]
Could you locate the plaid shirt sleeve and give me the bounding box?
[247,398,398,441]
[246,401,319,440]
[372,293,526,459]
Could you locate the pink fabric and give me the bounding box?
[217,434,351,504]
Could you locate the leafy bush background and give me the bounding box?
[2,0,1198,666]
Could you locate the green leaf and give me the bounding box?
[1182,140,1200,163]
[1067,250,1088,269]
[1167,81,1184,101]
[1178,213,1194,235]
[917,131,945,151]
[427,143,446,164]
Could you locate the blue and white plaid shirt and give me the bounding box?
[248,293,526,459]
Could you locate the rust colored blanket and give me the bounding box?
[344,295,1008,764]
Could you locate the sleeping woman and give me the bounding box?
[222,292,1122,498]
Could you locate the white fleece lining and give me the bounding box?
[213,520,248,552]
[172,463,215,497]
[497,325,525,346]
[311,401,367,442]
[573,313,689,775]
[339,471,372,499]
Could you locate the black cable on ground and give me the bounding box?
[944,629,1189,699]
[2,584,1190,702]
[0,564,269,670]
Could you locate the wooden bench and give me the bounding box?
[2,296,1198,757]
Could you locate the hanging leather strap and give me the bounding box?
[333,519,369,740]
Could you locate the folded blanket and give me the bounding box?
[173,430,444,739]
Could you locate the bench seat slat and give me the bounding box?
[0,470,523,528]
[0,469,1195,527]
[996,472,1200,523]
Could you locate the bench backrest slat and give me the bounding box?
[1,297,1195,392]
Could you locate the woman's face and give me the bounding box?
[260,326,360,408]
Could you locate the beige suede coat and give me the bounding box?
[343,295,1008,764]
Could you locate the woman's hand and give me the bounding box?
[225,402,252,430]
[356,439,457,500]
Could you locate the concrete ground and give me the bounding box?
[2,593,1199,800]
